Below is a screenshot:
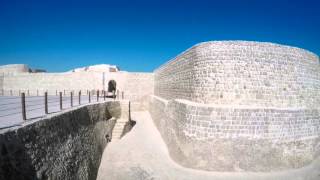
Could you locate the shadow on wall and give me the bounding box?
[0,135,37,180]
[0,102,120,180]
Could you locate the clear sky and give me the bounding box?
[0,0,319,72]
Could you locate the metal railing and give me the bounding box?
[0,89,124,121]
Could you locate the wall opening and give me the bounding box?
[108,80,116,92]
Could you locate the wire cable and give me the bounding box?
[47,99,60,104]
[0,106,22,112]
[25,102,44,108]
[0,101,22,106]
[0,96,21,100]
[0,111,22,118]
[26,107,44,112]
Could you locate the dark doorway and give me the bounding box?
[108,80,116,93]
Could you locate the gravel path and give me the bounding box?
[97,111,320,180]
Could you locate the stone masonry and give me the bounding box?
[0,70,153,111]
[150,41,320,172]
[1,40,319,173]
[0,100,130,180]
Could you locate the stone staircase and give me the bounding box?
[111,118,128,140]
[110,100,131,140]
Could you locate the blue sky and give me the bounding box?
[0,0,319,72]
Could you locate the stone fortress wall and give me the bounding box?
[1,40,320,173]
[155,41,320,108]
[150,41,320,172]
[0,100,129,180]
[0,68,153,111]
[0,64,30,75]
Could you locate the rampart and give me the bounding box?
[150,41,320,171]
[1,71,154,111]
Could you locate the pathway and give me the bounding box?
[97,111,320,180]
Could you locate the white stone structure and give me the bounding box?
[0,64,30,75]
[150,41,320,172]
[1,40,319,172]
[70,64,119,73]
[0,64,153,110]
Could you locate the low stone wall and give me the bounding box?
[0,100,129,180]
[149,95,320,172]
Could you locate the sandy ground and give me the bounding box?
[0,95,111,129]
[97,111,320,180]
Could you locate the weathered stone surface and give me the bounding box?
[0,70,154,111]
[0,101,128,180]
[150,41,320,172]
[154,41,320,108]
[150,96,320,171]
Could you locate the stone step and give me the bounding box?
[117,119,129,123]
[111,118,128,140]
[113,131,123,134]
[113,127,124,130]
[112,135,122,138]
[112,135,121,138]
[112,135,121,139]
[114,124,126,127]
[116,120,128,123]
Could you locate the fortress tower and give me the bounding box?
[150,41,320,171]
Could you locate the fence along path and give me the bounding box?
[0,89,122,129]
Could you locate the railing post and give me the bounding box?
[122,91,124,99]
[70,92,73,107]
[113,90,115,101]
[64,90,65,96]
[45,92,48,114]
[103,90,106,101]
[97,90,99,102]
[59,92,62,110]
[21,93,26,120]
[56,90,57,96]
[27,90,30,96]
[10,90,12,96]
[37,90,39,96]
[78,91,81,105]
[89,91,91,103]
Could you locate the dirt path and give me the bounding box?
[96,111,320,180]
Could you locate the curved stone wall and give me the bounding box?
[155,41,320,108]
[150,96,320,171]
[151,41,320,172]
